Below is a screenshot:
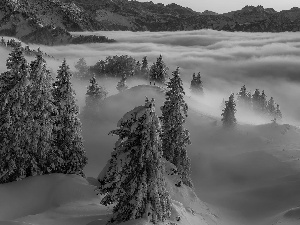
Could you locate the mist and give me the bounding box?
[1,30,300,225]
[32,30,300,125]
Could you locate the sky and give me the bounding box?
[137,0,299,13]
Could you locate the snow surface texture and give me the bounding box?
[0,170,216,225]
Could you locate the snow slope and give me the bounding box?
[0,170,217,225]
[0,174,109,225]
[1,84,300,225]
[81,84,300,225]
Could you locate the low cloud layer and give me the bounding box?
[1,30,300,124]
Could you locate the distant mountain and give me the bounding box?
[1,0,300,45]
[0,0,113,45]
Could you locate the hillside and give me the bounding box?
[80,84,300,225]
[0,0,115,45]
[1,0,300,45]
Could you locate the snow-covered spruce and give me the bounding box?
[74,57,89,80]
[85,75,107,111]
[221,93,237,128]
[116,73,128,92]
[98,98,171,224]
[0,43,33,183]
[149,55,168,84]
[160,67,193,188]
[28,51,60,175]
[52,59,87,176]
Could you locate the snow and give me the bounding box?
[2,84,300,225]
[0,174,109,225]
[0,170,213,225]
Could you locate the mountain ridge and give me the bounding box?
[1,0,300,45]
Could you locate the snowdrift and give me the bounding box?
[0,174,108,225]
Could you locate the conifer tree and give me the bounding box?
[267,97,276,118]
[116,73,128,92]
[74,57,89,80]
[134,61,141,76]
[98,98,171,224]
[221,93,237,128]
[0,43,32,183]
[259,90,267,113]
[237,85,248,107]
[28,52,59,174]
[85,75,107,111]
[52,59,87,175]
[252,89,261,112]
[1,37,5,46]
[149,55,168,84]
[275,104,282,121]
[141,56,149,79]
[190,72,204,94]
[160,67,192,187]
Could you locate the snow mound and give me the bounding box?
[0,174,99,221]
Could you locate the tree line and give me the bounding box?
[0,44,193,224]
[74,55,204,94]
[0,43,87,183]
[221,85,283,128]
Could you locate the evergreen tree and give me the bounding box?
[190,72,204,94]
[141,56,149,80]
[252,89,261,112]
[98,98,171,224]
[259,90,267,113]
[160,67,192,187]
[0,37,5,46]
[275,104,282,121]
[116,73,128,92]
[221,93,237,128]
[74,58,89,80]
[0,43,32,183]
[149,55,168,84]
[85,75,108,110]
[52,59,87,175]
[267,97,276,118]
[237,85,248,107]
[28,52,59,174]
[134,61,141,76]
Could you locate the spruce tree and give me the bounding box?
[1,37,5,46]
[134,61,141,76]
[190,72,204,95]
[116,73,128,92]
[252,89,261,112]
[98,98,171,224]
[221,93,237,128]
[141,56,149,79]
[160,67,192,187]
[267,97,276,118]
[259,90,267,113]
[52,59,87,175]
[85,75,107,111]
[149,55,168,84]
[275,104,282,121]
[237,85,248,107]
[28,52,59,174]
[74,57,89,80]
[0,43,32,183]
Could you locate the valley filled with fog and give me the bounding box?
[1,30,300,225]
